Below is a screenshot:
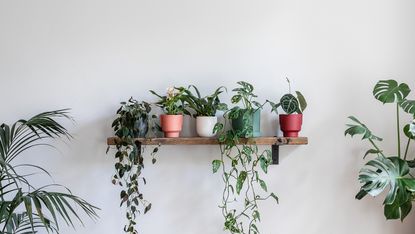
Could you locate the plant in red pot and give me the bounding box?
[150,87,187,138]
[267,78,307,137]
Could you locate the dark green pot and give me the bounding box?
[231,109,261,137]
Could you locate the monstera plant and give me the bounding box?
[0,110,99,233]
[345,79,415,221]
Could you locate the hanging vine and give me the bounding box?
[108,97,161,234]
[213,82,278,234]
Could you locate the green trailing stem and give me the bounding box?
[397,103,401,158]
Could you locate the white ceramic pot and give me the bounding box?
[196,116,218,137]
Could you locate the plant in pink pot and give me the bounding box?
[150,87,187,138]
[267,78,307,137]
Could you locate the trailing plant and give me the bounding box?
[228,81,264,138]
[150,87,187,115]
[267,78,307,114]
[212,81,278,234]
[0,110,99,233]
[108,98,161,234]
[181,85,228,117]
[345,79,415,221]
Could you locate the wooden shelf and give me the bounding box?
[107,136,308,146]
[107,136,307,165]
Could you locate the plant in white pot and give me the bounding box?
[267,78,307,137]
[150,87,187,138]
[181,85,227,137]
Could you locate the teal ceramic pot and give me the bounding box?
[231,109,261,137]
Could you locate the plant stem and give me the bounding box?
[368,139,386,157]
[404,138,411,160]
[397,103,401,158]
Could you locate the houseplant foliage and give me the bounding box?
[228,81,264,138]
[0,110,99,233]
[181,85,228,137]
[181,85,228,117]
[150,87,187,137]
[109,98,160,234]
[345,79,415,221]
[267,78,307,137]
[212,81,278,234]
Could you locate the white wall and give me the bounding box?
[1,0,415,233]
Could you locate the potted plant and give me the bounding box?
[109,98,160,233]
[345,79,415,221]
[211,94,278,234]
[181,85,227,137]
[150,87,187,138]
[267,78,307,137]
[228,81,264,137]
[0,110,99,233]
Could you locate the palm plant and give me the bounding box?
[345,80,415,221]
[0,109,99,233]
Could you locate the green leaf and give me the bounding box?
[364,149,382,159]
[252,210,261,221]
[259,179,267,192]
[280,94,299,114]
[403,124,415,140]
[355,189,368,200]
[345,116,383,141]
[270,193,279,203]
[295,91,307,113]
[212,160,222,173]
[144,203,152,214]
[236,171,248,194]
[213,123,224,134]
[373,80,410,104]
[231,95,242,104]
[358,156,414,220]
[400,99,415,115]
[259,156,268,173]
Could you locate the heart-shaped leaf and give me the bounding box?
[373,80,410,104]
[280,94,299,114]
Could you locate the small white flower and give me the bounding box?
[166,87,175,99]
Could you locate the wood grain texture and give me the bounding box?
[107,137,308,146]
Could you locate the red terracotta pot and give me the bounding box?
[279,114,303,137]
[160,114,183,138]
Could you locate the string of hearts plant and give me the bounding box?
[108,98,161,234]
[345,80,415,220]
[212,81,278,234]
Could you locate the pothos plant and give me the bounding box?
[345,79,415,221]
[228,81,264,138]
[108,97,161,233]
[212,81,278,234]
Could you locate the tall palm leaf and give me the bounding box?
[0,109,99,233]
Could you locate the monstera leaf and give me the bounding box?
[358,156,415,220]
[345,116,383,141]
[373,80,410,104]
[400,99,415,115]
[404,123,415,140]
[280,94,299,114]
